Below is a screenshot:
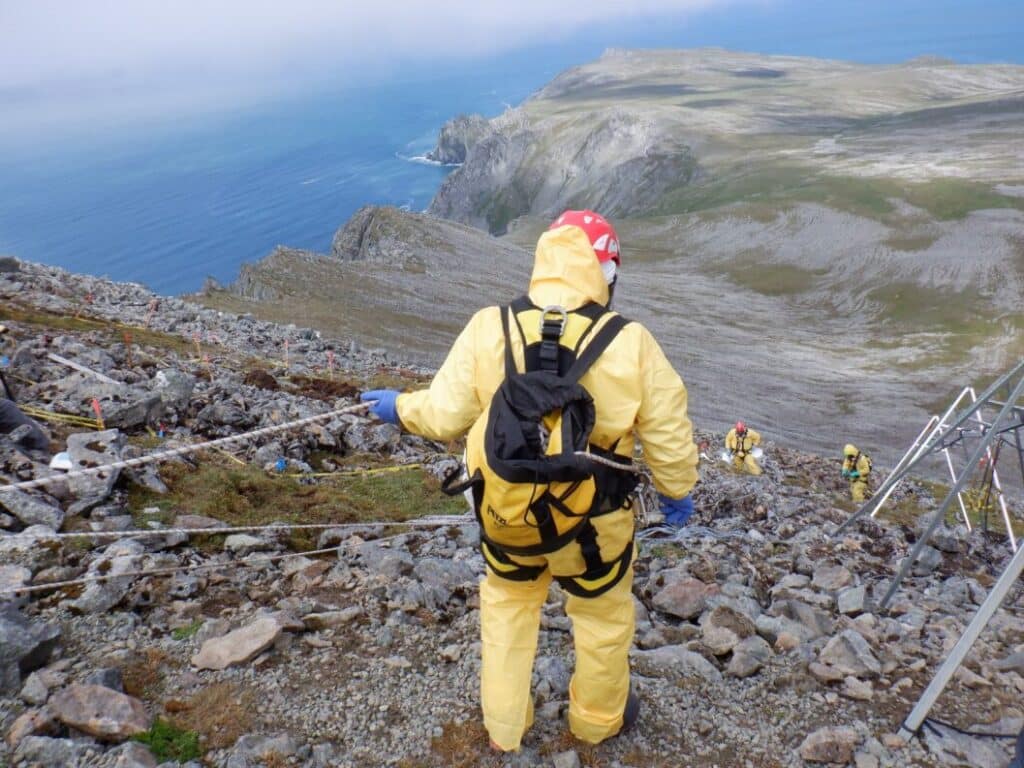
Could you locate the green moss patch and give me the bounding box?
[133,718,201,763]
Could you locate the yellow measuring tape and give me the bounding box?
[19,405,103,429]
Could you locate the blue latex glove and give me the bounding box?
[361,390,400,425]
[848,470,860,479]
[841,469,850,478]
[659,493,694,527]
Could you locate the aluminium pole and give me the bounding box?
[879,373,1024,609]
[898,540,1024,740]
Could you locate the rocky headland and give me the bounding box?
[2,258,1024,768]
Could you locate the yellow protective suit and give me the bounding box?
[725,427,762,475]
[397,225,698,749]
[842,448,872,502]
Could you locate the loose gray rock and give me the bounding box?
[819,629,881,678]
[726,635,772,678]
[552,749,582,768]
[799,726,859,764]
[837,585,867,615]
[15,735,91,766]
[49,683,151,741]
[64,428,126,513]
[910,545,943,576]
[192,616,283,670]
[635,645,723,683]
[812,564,853,591]
[84,666,124,692]
[0,489,64,530]
[0,608,61,694]
[5,707,58,749]
[107,741,159,768]
[302,607,363,631]
[652,574,715,620]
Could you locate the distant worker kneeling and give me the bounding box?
[725,421,762,476]
[842,444,872,502]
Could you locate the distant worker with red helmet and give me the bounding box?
[725,421,763,475]
[362,210,698,751]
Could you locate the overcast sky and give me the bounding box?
[2,1,743,93]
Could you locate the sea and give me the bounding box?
[1,0,1021,295]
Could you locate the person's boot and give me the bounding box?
[620,684,640,734]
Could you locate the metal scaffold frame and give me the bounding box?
[832,361,1024,744]
[834,359,1024,609]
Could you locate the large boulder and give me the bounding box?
[0,608,61,694]
[49,684,151,741]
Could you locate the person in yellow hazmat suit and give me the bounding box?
[361,210,699,752]
[725,421,762,475]
[842,444,872,502]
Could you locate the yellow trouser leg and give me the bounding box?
[564,569,635,744]
[479,568,551,750]
[743,454,762,476]
[732,455,746,472]
[851,479,868,502]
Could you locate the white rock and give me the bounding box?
[191,617,283,670]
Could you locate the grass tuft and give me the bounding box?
[133,718,201,763]
[171,619,203,641]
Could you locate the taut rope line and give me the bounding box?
[0,402,372,494]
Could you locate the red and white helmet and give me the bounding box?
[735,421,746,434]
[550,210,620,264]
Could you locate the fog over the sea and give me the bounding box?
[0,1,741,131]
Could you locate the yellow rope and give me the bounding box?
[19,406,103,429]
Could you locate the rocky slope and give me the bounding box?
[3,261,1024,768]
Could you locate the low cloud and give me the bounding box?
[2,1,740,92]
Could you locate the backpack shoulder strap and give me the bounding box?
[500,304,517,378]
[563,314,630,385]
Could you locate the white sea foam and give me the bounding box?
[397,151,461,168]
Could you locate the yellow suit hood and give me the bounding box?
[528,226,609,310]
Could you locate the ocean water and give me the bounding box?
[1,0,1021,295]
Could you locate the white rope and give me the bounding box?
[3,515,473,541]
[0,402,371,494]
[574,451,643,474]
[1,514,475,596]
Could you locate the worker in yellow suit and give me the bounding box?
[842,444,872,502]
[725,421,762,475]
[362,210,699,751]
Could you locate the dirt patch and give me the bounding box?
[288,374,359,401]
[243,368,280,391]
